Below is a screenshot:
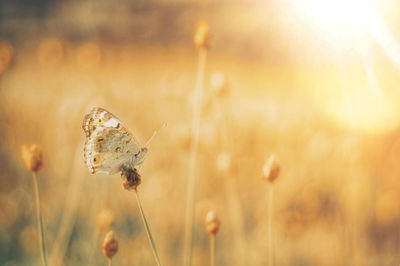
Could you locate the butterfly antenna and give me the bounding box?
[145,123,167,147]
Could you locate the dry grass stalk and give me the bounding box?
[205,211,220,266]
[183,19,210,266]
[262,154,280,266]
[21,144,48,266]
[121,167,162,266]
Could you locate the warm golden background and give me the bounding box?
[2,0,400,265]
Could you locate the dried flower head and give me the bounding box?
[262,154,280,183]
[210,72,229,98]
[102,230,118,259]
[194,20,211,50]
[216,153,231,173]
[121,166,141,191]
[205,210,220,235]
[21,144,44,172]
[95,208,115,230]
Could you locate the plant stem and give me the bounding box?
[135,190,162,266]
[108,258,112,266]
[183,48,207,266]
[267,185,274,266]
[32,172,48,266]
[210,234,215,266]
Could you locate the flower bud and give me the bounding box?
[262,154,280,183]
[102,230,118,259]
[121,166,141,191]
[205,210,220,235]
[21,144,44,172]
[194,20,211,50]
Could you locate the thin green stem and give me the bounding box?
[210,234,215,266]
[32,172,48,266]
[135,190,162,266]
[267,185,274,266]
[183,48,208,266]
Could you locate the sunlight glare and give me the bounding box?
[293,0,375,30]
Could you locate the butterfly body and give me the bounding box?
[82,107,147,174]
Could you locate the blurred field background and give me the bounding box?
[2,0,400,265]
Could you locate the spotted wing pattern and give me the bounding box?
[82,107,142,174]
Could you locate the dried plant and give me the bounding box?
[102,230,118,266]
[262,155,280,183]
[262,154,280,266]
[193,20,211,50]
[21,144,48,266]
[183,19,211,266]
[205,211,220,266]
[121,167,162,266]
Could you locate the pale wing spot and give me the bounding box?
[98,111,107,119]
[103,118,120,127]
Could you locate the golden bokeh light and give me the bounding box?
[77,42,101,68]
[37,38,64,66]
[2,1,400,265]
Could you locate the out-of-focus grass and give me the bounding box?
[0,41,400,266]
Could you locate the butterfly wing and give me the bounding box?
[82,107,142,174]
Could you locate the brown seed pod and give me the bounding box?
[205,211,220,235]
[262,154,280,183]
[121,166,141,191]
[21,144,44,172]
[194,20,211,50]
[102,230,118,259]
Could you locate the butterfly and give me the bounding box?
[82,107,148,174]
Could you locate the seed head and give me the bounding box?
[102,230,118,259]
[262,154,280,183]
[121,166,141,191]
[194,20,211,50]
[95,208,115,230]
[205,210,220,235]
[21,144,44,172]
